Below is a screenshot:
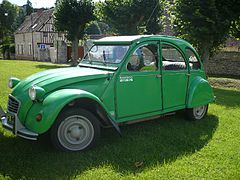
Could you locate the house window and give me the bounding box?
[49,33,54,42]
[29,44,32,55]
[32,23,38,29]
[43,32,48,38]
[21,44,24,55]
[17,44,20,55]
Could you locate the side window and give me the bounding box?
[186,48,201,70]
[162,44,186,71]
[127,44,158,72]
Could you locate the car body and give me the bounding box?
[0,35,215,152]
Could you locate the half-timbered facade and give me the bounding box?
[15,9,67,60]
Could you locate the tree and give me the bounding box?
[14,7,26,29]
[171,0,240,70]
[54,0,95,66]
[0,0,17,58]
[25,0,33,16]
[14,1,33,29]
[230,18,240,40]
[0,0,17,40]
[85,21,110,35]
[100,0,163,35]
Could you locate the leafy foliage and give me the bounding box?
[230,18,240,40]
[0,0,17,57]
[171,0,240,63]
[0,0,17,43]
[85,21,109,35]
[54,0,95,41]
[14,0,34,30]
[100,0,163,35]
[0,0,32,57]
[25,0,33,16]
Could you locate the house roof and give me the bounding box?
[15,9,54,34]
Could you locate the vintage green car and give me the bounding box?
[0,35,215,152]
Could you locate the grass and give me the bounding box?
[0,60,240,179]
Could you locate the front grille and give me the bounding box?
[7,96,20,114]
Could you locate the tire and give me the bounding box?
[186,104,208,121]
[50,108,100,152]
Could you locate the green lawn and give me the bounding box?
[0,60,239,179]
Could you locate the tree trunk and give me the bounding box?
[4,49,10,60]
[200,44,210,73]
[71,37,79,66]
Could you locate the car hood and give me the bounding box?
[12,66,113,95]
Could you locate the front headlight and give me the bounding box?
[29,86,37,101]
[29,86,45,101]
[8,77,20,89]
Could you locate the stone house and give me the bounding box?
[15,9,67,61]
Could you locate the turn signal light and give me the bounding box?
[36,114,42,122]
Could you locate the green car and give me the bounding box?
[0,35,215,152]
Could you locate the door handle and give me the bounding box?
[156,74,162,78]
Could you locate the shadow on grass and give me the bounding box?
[0,114,218,179]
[35,64,69,70]
[213,87,240,107]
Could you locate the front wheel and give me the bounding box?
[186,104,208,121]
[50,108,100,152]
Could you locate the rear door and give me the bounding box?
[161,43,189,109]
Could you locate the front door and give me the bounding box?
[116,41,162,119]
[161,43,189,109]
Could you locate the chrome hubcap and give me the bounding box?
[58,115,94,151]
[193,106,206,120]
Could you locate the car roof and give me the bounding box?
[94,35,192,47]
[94,35,151,44]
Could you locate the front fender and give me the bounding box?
[187,76,215,108]
[25,89,108,134]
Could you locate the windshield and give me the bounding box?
[83,45,129,64]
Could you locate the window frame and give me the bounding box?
[160,42,188,72]
[185,47,202,70]
[125,41,160,73]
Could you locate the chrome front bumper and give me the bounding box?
[0,106,38,141]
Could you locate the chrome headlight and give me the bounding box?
[29,86,45,101]
[29,86,37,101]
[8,77,20,89]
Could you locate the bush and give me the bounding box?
[1,43,15,59]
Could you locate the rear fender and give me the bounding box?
[187,76,215,108]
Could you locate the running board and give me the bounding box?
[120,112,176,125]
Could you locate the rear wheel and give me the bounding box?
[186,104,208,120]
[50,108,100,152]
